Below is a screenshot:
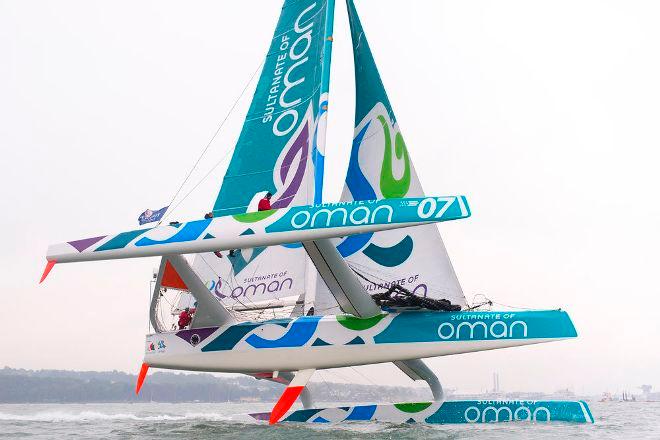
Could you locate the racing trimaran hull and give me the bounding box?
[144,310,576,373]
[142,309,593,424]
[42,0,594,425]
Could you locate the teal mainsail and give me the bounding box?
[213,0,334,216]
[335,0,466,307]
[196,0,336,315]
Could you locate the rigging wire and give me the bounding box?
[316,370,335,400]
[162,143,233,221]
[196,253,256,316]
[490,300,536,311]
[159,59,265,224]
[349,261,541,311]
[350,366,379,387]
[194,252,297,322]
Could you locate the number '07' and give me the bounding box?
[417,197,459,219]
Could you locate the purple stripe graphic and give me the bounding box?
[175,327,219,346]
[272,122,309,209]
[68,236,107,252]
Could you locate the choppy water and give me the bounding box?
[0,402,658,439]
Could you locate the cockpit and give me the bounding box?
[148,255,307,335]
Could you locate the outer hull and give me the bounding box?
[47,196,469,263]
[250,400,594,424]
[144,310,577,373]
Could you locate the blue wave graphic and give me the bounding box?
[363,235,413,267]
[245,316,322,348]
[338,123,376,257]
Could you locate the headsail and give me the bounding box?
[203,0,335,318]
[336,0,467,307]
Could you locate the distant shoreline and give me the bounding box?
[0,367,428,404]
[0,367,613,404]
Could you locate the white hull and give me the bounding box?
[146,337,560,373]
[143,310,577,373]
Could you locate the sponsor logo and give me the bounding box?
[147,340,166,352]
[205,278,223,297]
[262,3,318,137]
[362,274,427,296]
[290,202,393,230]
[228,278,293,299]
[438,320,528,340]
[208,273,294,300]
[464,404,551,423]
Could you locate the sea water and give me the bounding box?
[0,402,657,439]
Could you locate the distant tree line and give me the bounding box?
[0,367,428,404]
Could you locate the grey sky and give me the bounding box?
[1,0,659,395]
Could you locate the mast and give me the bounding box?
[312,0,335,205]
[305,0,336,314]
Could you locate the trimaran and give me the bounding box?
[41,0,594,425]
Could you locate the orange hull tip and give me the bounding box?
[39,260,56,284]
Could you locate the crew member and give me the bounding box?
[178,307,194,329]
[258,192,272,211]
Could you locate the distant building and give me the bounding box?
[492,373,500,394]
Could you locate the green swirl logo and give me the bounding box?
[378,115,411,198]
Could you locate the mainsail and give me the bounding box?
[213,0,333,215]
[194,0,335,318]
[334,0,467,307]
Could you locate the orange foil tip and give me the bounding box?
[135,363,149,395]
[269,386,304,425]
[39,260,56,284]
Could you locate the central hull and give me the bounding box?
[144,310,577,373]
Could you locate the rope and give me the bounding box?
[347,260,457,300]
[351,266,379,287]
[159,59,265,224]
